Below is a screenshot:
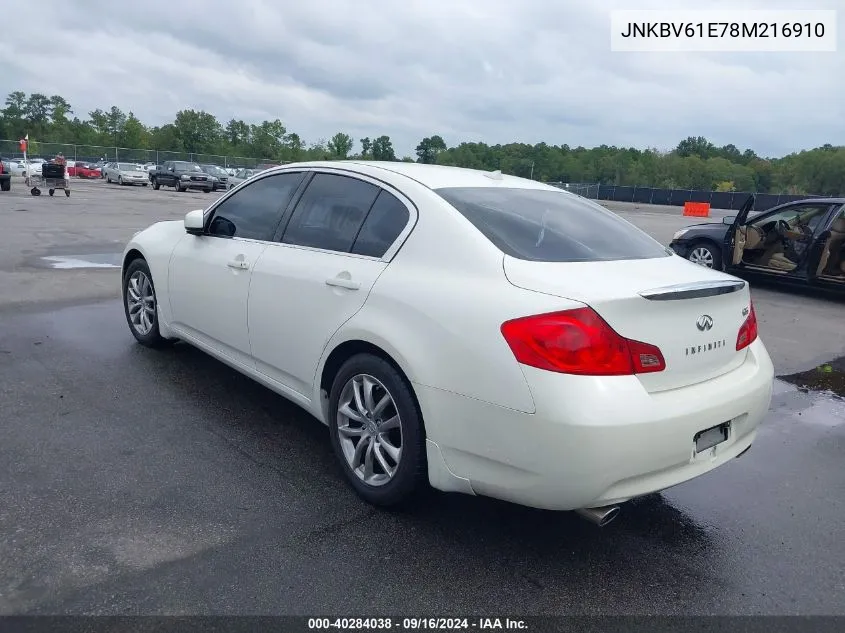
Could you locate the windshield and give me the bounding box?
[118,163,141,171]
[202,165,223,176]
[435,186,670,263]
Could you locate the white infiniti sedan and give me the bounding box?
[121,161,774,526]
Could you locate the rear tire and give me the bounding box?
[49,189,54,196]
[122,258,173,348]
[65,189,71,197]
[0,180,10,192]
[328,353,427,507]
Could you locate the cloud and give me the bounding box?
[2,0,842,157]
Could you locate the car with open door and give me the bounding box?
[671,196,845,296]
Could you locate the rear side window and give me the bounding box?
[282,173,380,253]
[351,190,410,257]
[435,187,670,262]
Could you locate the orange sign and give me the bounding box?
[19,139,27,152]
[683,201,710,217]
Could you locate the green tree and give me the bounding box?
[173,109,222,154]
[415,135,447,163]
[371,135,395,161]
[327,132,354,159]
[1,90,842,196]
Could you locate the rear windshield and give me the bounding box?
[435,187,670,262]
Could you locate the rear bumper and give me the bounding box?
[419,338,774,511]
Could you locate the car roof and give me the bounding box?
[269,160,561,192]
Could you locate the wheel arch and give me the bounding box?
[317,337,425,437]
[122,247,146,276]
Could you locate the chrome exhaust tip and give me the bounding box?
[575,505,621,527]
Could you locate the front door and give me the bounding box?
[167,171,306,369]
[248,172,413,399]
[724,194,756,268]
[168,236,266,368]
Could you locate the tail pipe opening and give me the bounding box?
[575,505,621,527]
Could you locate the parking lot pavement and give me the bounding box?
[0,301,843,615]
[1,177,844,615]
[0,178,219,308]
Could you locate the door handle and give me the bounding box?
[326,277,360,290]
[227,259,249,270]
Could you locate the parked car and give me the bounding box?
[227,168,258,189]
[0,160,11,192]
[67,161,101,179]
[199,164,230,191]
[103,162,149,186]
[149,161,213,192]
[670,195,845,296]
[120,161,774,526]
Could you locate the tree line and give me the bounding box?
[1,90,842,195]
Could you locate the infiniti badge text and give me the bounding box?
[686,339,727,356]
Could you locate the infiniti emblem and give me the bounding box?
[696,315,714,331]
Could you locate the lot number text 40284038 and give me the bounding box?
[307,617,528,630]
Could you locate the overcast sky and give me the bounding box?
[3,0,842,158]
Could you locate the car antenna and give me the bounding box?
[484,169,504,180]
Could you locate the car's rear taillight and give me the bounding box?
[736,299,758,351]
[500,307,666,376]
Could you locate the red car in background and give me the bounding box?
[67,162,101,179]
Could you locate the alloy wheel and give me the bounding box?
[336,374,403,487]
[125,270,156,336]
[689,246,715,268]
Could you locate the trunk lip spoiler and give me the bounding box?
[638,280,746,301]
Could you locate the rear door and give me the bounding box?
[248,170,415,398]
[723,194,756,268]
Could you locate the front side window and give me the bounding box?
[207,172,305,240]
[435,187,670,262]
[281,173,380,253]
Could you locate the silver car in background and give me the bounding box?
[227,167,258,189]
[104,162,150,186]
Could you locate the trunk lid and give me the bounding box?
[503,254,753,393]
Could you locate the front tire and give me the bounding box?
[328,354,427,507]
[152,177,160,190]
[122,259,173,348]
[688,241,723,270]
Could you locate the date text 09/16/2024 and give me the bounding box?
[307,618,528,630]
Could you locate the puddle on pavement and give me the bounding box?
[779,356,845,399]
[39,253,121,269]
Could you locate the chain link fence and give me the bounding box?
[0,139,274,169]
[547,182,820,212]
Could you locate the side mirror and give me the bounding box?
[184,209,205,235]
[722,216,736,225]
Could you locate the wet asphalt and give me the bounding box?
[1,179,845,615]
